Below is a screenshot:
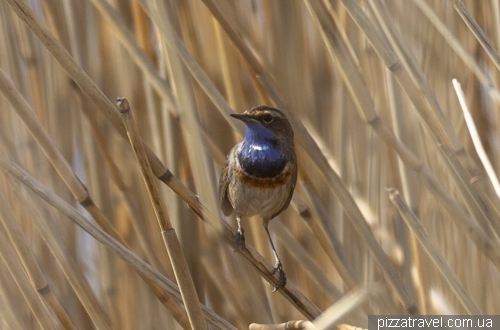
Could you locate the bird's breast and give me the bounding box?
[228,162,294,218]
[237,142,287,178]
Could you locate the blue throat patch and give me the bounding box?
[238,122,287,178]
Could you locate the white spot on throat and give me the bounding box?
[251,144,269,151]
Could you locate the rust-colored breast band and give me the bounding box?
[234,165,292,189]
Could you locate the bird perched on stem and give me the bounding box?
[218,105,297,291]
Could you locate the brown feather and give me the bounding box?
[218,144,238,216]
[269,150,297,220]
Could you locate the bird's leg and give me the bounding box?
[263,220,286,292]
[234,213,246,250]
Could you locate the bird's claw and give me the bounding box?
[271,262,286,292]
[233,228,246,252]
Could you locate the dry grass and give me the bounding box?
[0,0,499,329]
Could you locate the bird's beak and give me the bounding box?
[230,113,253,122]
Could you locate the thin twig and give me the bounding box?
[453,79,500,199]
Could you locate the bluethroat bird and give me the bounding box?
[218,105,297,291]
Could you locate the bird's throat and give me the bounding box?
[238,142,287,178]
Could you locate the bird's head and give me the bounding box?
[230,106,294,144]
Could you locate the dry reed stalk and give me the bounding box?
[204,0,417,314]
[10,181,112,329]
[0,69,112,329]
[89,0,178,111]
[76,91,166,270]
[0,154,236,330]
[5,0,322,319]
[0,188,76,330]
[412,0,500,103]
[118,97,207,330]
[274,221,341,299]
[292,185,359,289]
[3,0,167,177]
[313,286,375,330]
[305,0,417,313]
[384,71,426,314]
[0,215,61,329]
[250,320,315,330]
[312,0,500,275]
[135,0,237,128]
[0,66,193,329]
[158,166,323,320]
[1,0,500,327]
[387,188,482,314]
[367,0,500,225]
[2,2,320,322]
[453,79,500,197]
[452,0,500,72]
[0,271,26,329]
[0,68,87,202]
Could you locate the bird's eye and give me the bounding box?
[262,114,273,124]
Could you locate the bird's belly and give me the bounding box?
[227,177,291,219]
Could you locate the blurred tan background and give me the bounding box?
[0,0,499,329]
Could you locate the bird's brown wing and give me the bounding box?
[218,146,237,216]
[270,160,298,220]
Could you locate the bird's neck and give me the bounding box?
[238,125,287,178]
